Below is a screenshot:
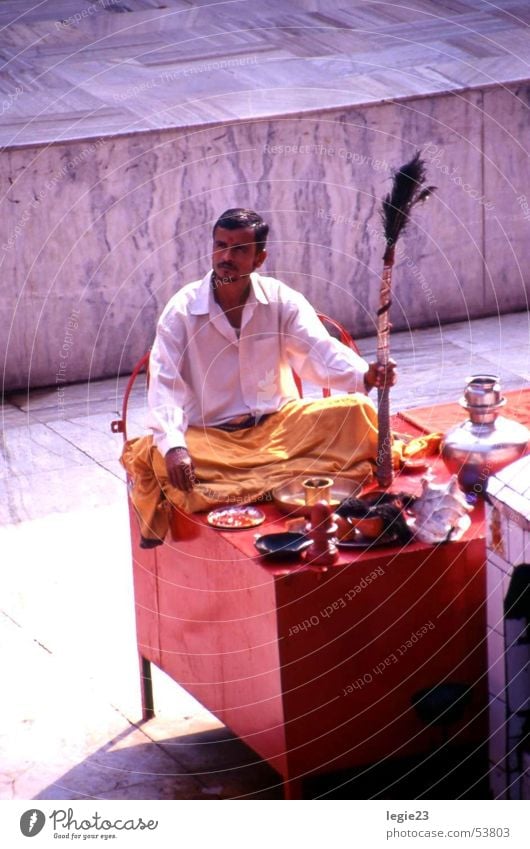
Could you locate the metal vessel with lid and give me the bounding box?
[441,375,529,494]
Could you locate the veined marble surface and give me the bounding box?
[2,86,530,389]
[1,1,529,388]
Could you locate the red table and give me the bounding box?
[129,449,488,799]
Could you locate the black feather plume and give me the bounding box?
[381,151,435,262]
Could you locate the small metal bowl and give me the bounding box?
[347,514,385,539]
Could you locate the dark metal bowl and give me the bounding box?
[254,532,312,558]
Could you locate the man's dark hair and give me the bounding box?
[213,208,269,252]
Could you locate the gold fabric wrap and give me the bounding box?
[121,395,439,542]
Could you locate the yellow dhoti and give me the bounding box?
[121,395,437,543]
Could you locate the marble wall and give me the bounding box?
[2,82,529,390]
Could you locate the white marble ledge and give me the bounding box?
[486,563,509,633]
[494,455,530,497]
[487,456,530,530]
[489,489,530,530]
[486,545,513,578]
[505,522,529,566]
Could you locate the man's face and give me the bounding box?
[212,226,266,283]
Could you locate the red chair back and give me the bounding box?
[292,313,360,399]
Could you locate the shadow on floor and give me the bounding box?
[32,725,284,801]
[33,721,490,801]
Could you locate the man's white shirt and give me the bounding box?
[147,271,370,455]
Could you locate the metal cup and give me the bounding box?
[302,477,334,507]
[459,374,505,424]
[463,374,501,407]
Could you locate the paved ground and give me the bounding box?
[1,311,529,800]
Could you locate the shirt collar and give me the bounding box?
[251,273,269,305]
[188,271,269,316]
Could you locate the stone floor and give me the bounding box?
[1,310,529,801]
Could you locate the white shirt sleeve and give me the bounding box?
[146,314,191,456]
[282,291,369,393]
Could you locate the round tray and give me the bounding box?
[207,505,265,530]
[272,476,363,517]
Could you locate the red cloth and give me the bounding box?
[400,387,530,434]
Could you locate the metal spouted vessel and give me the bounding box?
[441,375,529,494]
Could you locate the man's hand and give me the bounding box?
[364,359,397,393]
[165,447,197,491]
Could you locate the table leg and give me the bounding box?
[140,655,155,720]
[284,776,303,800]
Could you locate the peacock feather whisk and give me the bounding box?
[376,151,435,487]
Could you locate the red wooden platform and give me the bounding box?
[128,417,490,799]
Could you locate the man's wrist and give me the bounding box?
[166,446,189,457]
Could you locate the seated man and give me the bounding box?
[122,208,396,544]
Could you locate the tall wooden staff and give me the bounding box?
[376,152,435,487]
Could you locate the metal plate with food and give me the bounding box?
[272,476,363,517]
[207,505,265,530]
[255,532,312,558]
